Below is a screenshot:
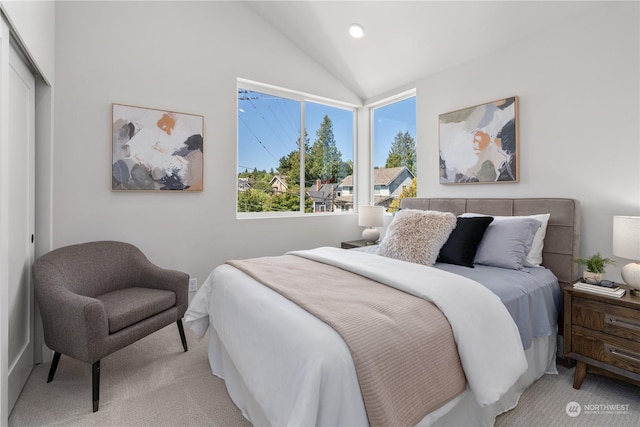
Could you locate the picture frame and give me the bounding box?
[439,96,518,184]
[112,103,204,191]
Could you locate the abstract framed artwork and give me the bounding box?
[439,96,518,184]
[112,103,204,191]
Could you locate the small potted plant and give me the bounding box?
[574,252,615,282]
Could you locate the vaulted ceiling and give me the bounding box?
[245,1,607,101]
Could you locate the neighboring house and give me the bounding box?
[373,166,414,197]
[237,177,252,192]
[269,175,288,194]
[337,166,415,209]
[307,179,341,212]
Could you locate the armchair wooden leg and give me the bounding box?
[47,352,61,383]
[177,320,188,352]
[92,361,100,412]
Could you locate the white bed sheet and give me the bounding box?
[202,321,556,427]
[185,248,554,426]
[187,263,368,427]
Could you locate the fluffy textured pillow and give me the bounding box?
[377,209,457,266]
[461,213,550,266]
[473,218,542,270]
[437,216,494,268]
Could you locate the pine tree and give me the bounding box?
[278,131,309,187]
[308,115,344,183]
[385,131,416,175]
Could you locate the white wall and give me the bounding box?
[54,1,363,284]
[0,0,54,84]
[54,1,639,286]
[406,2,639,282]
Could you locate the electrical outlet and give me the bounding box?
[189,278,197,292]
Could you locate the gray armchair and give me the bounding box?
[32,241,189,412]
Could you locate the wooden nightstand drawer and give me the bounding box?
[564,285,640,389]
[572,325,640,375]
[572,297,640,342]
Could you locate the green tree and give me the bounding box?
[385,131,416,176]
[252,178,272,193]
[268,191,313,213]
[304,195,314,213]
[237,188,271,212]
[308,115,344,183]
[278,153,294,178]
[270,193,297,212]
[238,168,273,193]
[341,159,353,178]
[278,131,310,187]
[388,177,417,213]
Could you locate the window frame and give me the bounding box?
[367,89,417,211]
[236,79,358,219]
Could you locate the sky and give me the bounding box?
[372,96,416,168]
[238,89,415,177]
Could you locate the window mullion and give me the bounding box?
[299,101,306,213]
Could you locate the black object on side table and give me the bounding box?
[341,239,376,249]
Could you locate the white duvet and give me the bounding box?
[185,247,528,426]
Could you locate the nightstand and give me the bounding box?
[563,284,640,389]
[341,239,376,249]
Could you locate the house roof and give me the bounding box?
[307,183,339,202]
[340,166,414,187]
[373,166,414,186]
[238,177,252,189]
[269,175,288,188]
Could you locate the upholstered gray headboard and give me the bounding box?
[399,198,581,286]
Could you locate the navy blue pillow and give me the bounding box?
[437,216,494,268]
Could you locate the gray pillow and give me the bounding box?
[461,212,550,267]
[377,209,457,266]
[473,218,542,270]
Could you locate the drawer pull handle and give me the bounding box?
[605,344,640,364]
[605,314,640,332]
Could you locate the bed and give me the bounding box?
[185,197,581,426]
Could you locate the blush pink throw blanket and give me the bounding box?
[228,254,466,427]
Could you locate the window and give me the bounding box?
[237,81,355,216]
[371,94,416,212]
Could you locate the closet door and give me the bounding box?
[3,29,36,414]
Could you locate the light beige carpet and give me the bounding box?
[495,363,640,427]
[8,324,250,427]
[9,324,640,426]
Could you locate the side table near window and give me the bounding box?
[563,284,640,389]
[341,239,376,249]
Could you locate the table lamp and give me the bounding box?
[613,215,640,296]
[358,205,384,244]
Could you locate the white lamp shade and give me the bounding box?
[358,205,384,227]
[613,216,640,260]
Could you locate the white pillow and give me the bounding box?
[377,209,457,266]
[460,213,550,266]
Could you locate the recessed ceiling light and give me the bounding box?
[349,24,365,39]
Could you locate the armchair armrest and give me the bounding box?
[36,283,110,363]
[136,262,189,317]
